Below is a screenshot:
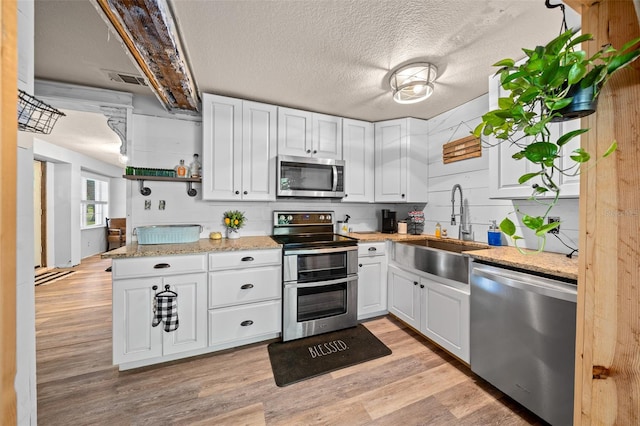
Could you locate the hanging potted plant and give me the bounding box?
[474,28,640,252]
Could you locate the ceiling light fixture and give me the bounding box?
[389,63,438,104]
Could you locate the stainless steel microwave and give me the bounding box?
[277,155,345,198]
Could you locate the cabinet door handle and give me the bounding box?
[235,190,240,195]
[240,320,254,327]
[153,263,171,269]
[243,191,248,195]
[241,256,254,262]
[240,283,254,289]
[368,247,377,252]
[358,264,363,267]
[401,194,406,198]
[413,281,418,286]
[313,150,317,154]
[420,284,425,288]
[306,149,311,154]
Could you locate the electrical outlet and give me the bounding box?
[548,216,560,234]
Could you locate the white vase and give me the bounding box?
[227,228,240,239]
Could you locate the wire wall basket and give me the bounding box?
[18,90,66,134]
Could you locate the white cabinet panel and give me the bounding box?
[421,277,469,363]
[162,274,208,355]
[242,101,277,200]
[208,300,281,346]
[375,118,428,202]
[313,112,342,158]
[113,277,163,365]
[342,118,374,202]
[387,265,420,329]
[202,95,242,200]
[208,249,281,270]
[277,107,342,159]
[112,254,206,279]
[208,266,281,308]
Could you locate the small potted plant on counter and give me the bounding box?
[473,28,640,252]
[223,210,246,239]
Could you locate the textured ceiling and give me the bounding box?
[33,0,579,164]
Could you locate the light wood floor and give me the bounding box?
[36,254,544,425]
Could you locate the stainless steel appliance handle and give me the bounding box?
[284,245,358,256]
[332,165,338,191]
[472,265,576,303]
[285,275,358,289]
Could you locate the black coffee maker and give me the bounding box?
[381,209,397,233]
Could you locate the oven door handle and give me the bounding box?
[285,275,357,289]
[284,245,357,256]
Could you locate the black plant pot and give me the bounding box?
[551,84,599,122]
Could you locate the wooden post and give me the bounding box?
[0,0,18,423]
[576,0,640,424]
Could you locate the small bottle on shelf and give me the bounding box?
[175,159,188,178]
[435,222,442,238]
[189,154,201,178]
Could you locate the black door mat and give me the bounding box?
[35,270,75,286]
[267,324,392,387]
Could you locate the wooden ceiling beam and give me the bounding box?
[95,0,199,112]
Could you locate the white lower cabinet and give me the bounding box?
[387,263,470,363]
[112,249,281,369]
[357,242,387,319]
[421,276,470,363]
[112,254,208,367]
[207,249,282,350]
[387,265,421,329]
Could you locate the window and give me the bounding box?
[81,176,109,229]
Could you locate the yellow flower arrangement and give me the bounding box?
[222,210,246,230]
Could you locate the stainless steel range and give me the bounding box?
[271,211,358,342]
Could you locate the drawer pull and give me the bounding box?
[240,283,254,290]
[153,263,171,269]
[359,264,363,268]
[368,247,377,252]
[240,320,254,327]
[241,256,254,262]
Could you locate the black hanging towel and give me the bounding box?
[152,285,179,332]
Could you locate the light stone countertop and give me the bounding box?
[465,246,579,281]
[101,236,281,259]
[102,232,578,280]
[348,232,578,280]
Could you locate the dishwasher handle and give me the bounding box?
[471,265,577,303]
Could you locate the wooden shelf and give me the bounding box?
[123,175,201,197]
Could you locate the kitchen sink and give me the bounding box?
[393,239,487,284]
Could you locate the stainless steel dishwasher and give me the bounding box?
[469,260,577,426]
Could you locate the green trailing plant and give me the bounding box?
[473,28,640,252]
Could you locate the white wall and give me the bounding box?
[16,137,37,426]
[422,94,579,254]
[33,139,126,266]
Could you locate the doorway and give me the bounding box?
[34,160,46,269]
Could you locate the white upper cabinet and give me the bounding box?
[342,118,374,202]
[374,118,428,202]
[487,74,581,199]
[278,107,342,159]
[202,94,277,201]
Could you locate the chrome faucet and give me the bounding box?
[451,184,471,240]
